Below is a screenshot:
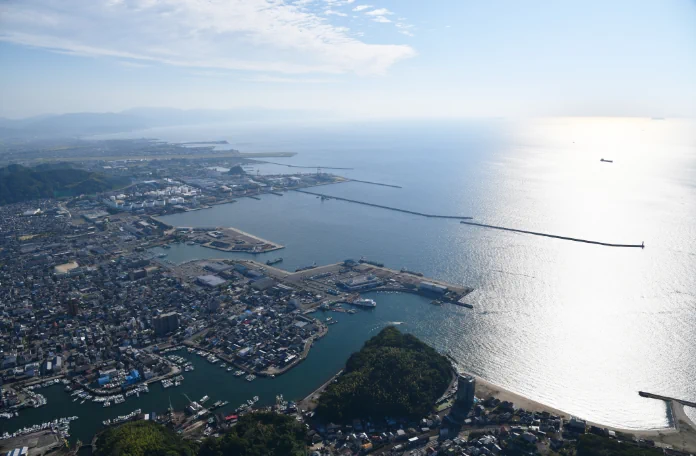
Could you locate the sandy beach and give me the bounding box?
[469,373,696,452]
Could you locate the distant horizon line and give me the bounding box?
[0,108,690,122]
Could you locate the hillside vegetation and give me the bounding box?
[577,434,665,456]
[0,164,128,204]
[316,326,452,422]
[198,412,307,456]
[93,421,197,456]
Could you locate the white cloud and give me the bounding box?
[352,4,372,11]
[363,7,393,23]
[243,75,336,83]
[371,16,392,23]
[364,8,393,16]
[396,23,415,36]
[117,60,151,68]
[324,9,348,17]
[0,0,415,75]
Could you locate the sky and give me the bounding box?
[0,0,695,119]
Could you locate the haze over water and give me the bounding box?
[114,117,695,429]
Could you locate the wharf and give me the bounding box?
[294,189,473,220]
[460,221,644,248]
[0,430,63,456]
[239,259,473,307]
[163,226,284,254]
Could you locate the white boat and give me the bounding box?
[352,298,377,308]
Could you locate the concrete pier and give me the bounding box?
[460,221,644,248]
[295,189,473,220]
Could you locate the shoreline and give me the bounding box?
[467,372,696,448]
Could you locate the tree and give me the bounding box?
[315,326,452,422]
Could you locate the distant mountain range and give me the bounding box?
[0,107,326,139]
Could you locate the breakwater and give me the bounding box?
[639,392,696,408]
[459,221,644,248]
[348,179,402,188]
[259,161,354,170]
[295,190,473,220]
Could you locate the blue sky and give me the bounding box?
[1,0,695,118]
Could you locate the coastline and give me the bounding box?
[469,373,696,451]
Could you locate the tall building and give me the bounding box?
[66,298,79,317]
[153,312,180,336]
[456,374,476,406]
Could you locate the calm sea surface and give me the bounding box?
[4,118,694,440]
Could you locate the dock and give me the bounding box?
[639,391,696,408]
[295,189,473,220]
[238,259,474,307]
[460,221,644,248]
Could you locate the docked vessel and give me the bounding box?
[400,267,424,277]
[352,298,377,308]
[359,257,384,267]
[266,257,283,265]
[295,263,317,272]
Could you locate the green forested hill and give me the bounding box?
[0,164,128,204]
[198,412,307,456]
[93,421,197,456]
[315,326,452,422]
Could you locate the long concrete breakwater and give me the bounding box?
[639,391,696,408]
[459,221,644,248]
[295,189,473,220]
[258,160,354,170]
[348,179,402,189]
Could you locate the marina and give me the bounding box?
[0,291,462,444]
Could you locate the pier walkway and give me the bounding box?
[295,189,473,220]
[459,221,644,248]
[639,391,696,408]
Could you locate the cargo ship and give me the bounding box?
[266,257,283,265]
